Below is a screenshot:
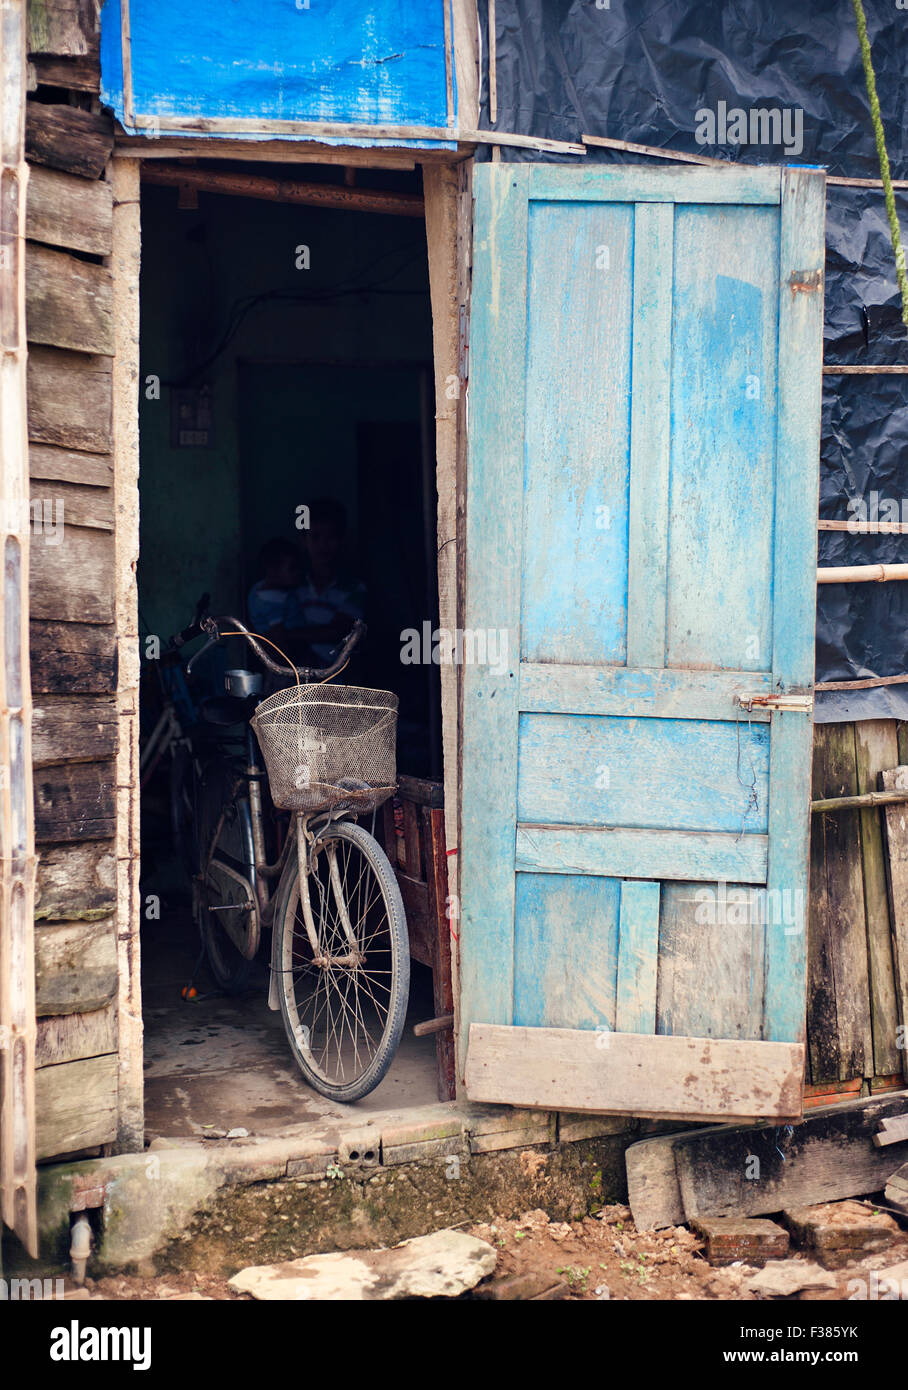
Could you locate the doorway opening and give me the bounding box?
[136,160,449,1141]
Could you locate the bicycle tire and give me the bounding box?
[195,759,255,993]
[275,819,409,1102]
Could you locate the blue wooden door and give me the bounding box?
[461,164,824,1122]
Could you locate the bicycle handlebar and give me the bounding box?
[185,615,366,685]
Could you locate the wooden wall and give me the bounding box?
[808,719,908,1101]
[25,0,124,1160]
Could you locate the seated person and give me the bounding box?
[247,538,304,651]
[296,499,365,668]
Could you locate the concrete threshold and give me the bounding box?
[35,1101,638,1278]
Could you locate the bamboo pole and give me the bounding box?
[812,789,908,813]
[823,364,908,374]
[817,563,908,583]
[816,672,908,692]
[0,0,38,1258]
[819,520,908,533]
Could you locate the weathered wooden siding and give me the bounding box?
[24,0,127,1161]
[808,719,908,1098]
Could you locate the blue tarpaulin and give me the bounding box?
[100,0,456,146]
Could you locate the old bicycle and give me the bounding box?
[173,605,409,1103]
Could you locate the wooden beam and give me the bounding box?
[464,1024,804,1121]
[123,138,424,169]
[141,163,425,217]
[0,0,39,1259]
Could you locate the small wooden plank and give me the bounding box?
[25,101,112,179]
[518,664,772,720]
[515,826,768,884]
[29,53,100,93]
[29,442,113,488]
[464,1024,803,1120]
[626,202,672,668]
[34,918,117,1016]
[26,164,112,254]
[27,345,112,453]
[885,1162,908,1216]
[874,1113,908,1147]
[517,713,769,833]
[615,880,660,1034]
[30,619,116,694]
[30,477,112,531]
[674,1093,908,1220]
[401,799,421,878]
[397,872,432,968]
[525,163,782,205]
[29,523,115,623]
[807,724,872,1081]
[626,1128,704,1230]
[26,242,113,354]
[35,1054,117,1160]
[881,767,908,1045]
[36,1002,117,1067]
[33,759,116,843]
[423,804,456,1102]
[27,0,92,57]
[32,695,117,766]
[35,840,116,922]
[855,722,902,1076]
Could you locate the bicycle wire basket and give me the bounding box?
[250,683,398,815]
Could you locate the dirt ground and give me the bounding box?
[70,1200,908,1301]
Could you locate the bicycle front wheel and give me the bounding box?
[275,819,409,1102]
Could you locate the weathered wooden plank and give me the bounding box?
[674,1093,908,1220]
[25,101,111,179]
[460,164,527,1070]
[807,724,872,1081]
[514,874,619,1029]
[515,826,768,884]
[521,196,631,664]
[27,0,92,56]
[626,202,672,668]
[517,713,770,833]
[626,1127,710,1230]
[525,164,782,205]
[32,695,117,766]
[615,880,660,1034]
[33,759,116,843]
[29,619,117,694]
[884,1162,908,1216]
[855,722,902,1076]
[29,523,115,623]
[34,918,117,1016]
[464,1024,803,1120]
[518,664,773,720]
[655,881,766,1041]
[874,1113,908,1147]
[26,242,113,354]
[29,52,100,93]
[666,203,778,672]
[27,345,111,452]
[397,872,432,968]
[880,766,908,1048]
[36,1002,116,1067]
[26,164,112,255]
[35,1054,117,1160]
[30,477,112,530]
[35,840,116,922]
[29,441,113,488]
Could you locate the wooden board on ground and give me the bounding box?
[875,1113,908,1147]
[625,1127,707,1229]
[674,1093,908,1220]
[880,767,908,1041]
[26,165,112,255]
[885,1162,908,1216]
[35,1054,118,1160]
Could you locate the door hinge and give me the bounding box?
[736,692,814,714]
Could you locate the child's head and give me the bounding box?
[304,498,346,580]
[258,537,302,590]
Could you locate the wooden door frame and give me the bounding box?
[0,0,38,1256]
[119,141,472,1103]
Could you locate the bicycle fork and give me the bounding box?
[295,814,363,968]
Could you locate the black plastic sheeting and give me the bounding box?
[477,0,908,719]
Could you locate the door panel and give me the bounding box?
[461,163,824,1122]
